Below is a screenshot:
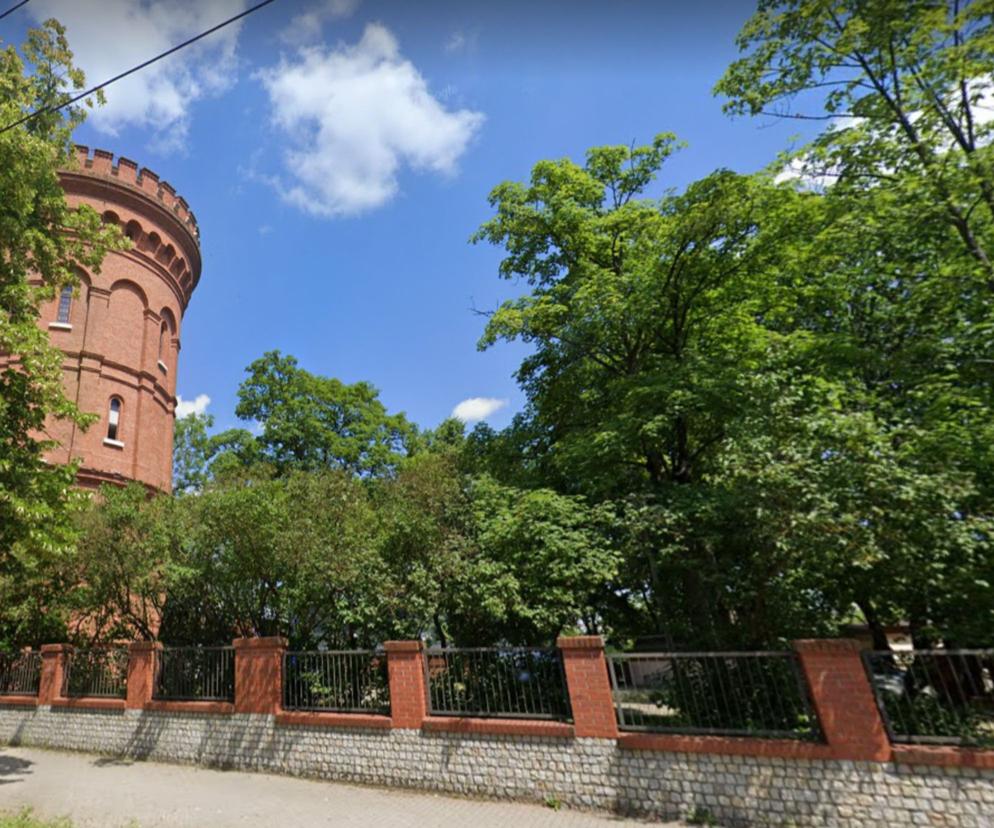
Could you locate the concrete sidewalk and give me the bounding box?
[0,747,679,827]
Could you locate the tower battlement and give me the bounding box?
[72,145,200,243]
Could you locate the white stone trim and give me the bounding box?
[48,322,73,331]
[157,360,168,374]
[103,438,125,449]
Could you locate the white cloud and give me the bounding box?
[775,86,994,188]
[29,0,249,151]
[773,156,838,189]
[176,393,211,418]
[279,0,358,45]
[256,23,485,217]
[452,397,507,424]
[444,29,478,54]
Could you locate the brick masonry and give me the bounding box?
[1,704,992,827]
[0,147,203,493]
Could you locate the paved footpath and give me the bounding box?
[0,747,680,827]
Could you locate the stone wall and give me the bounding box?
[5,637,994,826]
[1,704,991,827]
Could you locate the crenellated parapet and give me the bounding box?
[72,146,199,241]
[61,146,202,310]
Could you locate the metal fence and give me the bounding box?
[425,647,572,720]
[283,650,390,714]
[0,651,41,696]
[863,649,994,748]
[608,651,821,740]
[63,648,128,698]
[154,647,234,702]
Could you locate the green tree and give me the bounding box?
[716,0,994,287]
[473,136,816,644]
[71,484,185,642]
[174,468,385,646]
[233,350,414,476]
[451,476,619,645]
[717,0,994,646]
[376,452,618,646]
[172,412,215,493]
[0,22,124,649]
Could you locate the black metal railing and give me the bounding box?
[425,647,572,721]
[283,650,390,714]
[154,646,234,702]
[0,651,41,696]
[608,651,821,740]
[863,649,994,747]
[63,648,128,698]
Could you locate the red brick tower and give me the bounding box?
[35,147,201,493]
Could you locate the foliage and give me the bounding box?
[0,811,72,828]
[21,3,994,653]
[71,429,618,648]
[0,22,124,649]
[716,0,994,286]
[169,467,384,646]
[70,484,184,642]
[235,350,415,476]
[710,0,994,647]
[448,476,619,644]
[172,412,216,493]
[283,652,390,713]
[471,121,994,647]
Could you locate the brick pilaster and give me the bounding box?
[384,641,426,728]
[793,638,891,761]
[557,635,618,739]
[39,644,71,705]
[127,641,161,709]
[234,637,286,715]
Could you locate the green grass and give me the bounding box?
[0,810,72,828]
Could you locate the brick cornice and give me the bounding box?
[276,711,392,729]
[422,717,575,739]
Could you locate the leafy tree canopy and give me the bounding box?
[0,21,123,649]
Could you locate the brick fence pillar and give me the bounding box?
[127,641,161,709]
[557,635,618,739]
[38,644,71,705]
[384,641,426,728]
[234,637,286,715]
[793,638,891,761]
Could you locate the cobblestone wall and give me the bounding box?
[2,704,992,826]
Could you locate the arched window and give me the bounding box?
[57,285,73,324]
[158,322,168,361]
[107,398,122,442]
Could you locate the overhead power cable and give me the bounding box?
[0,0,31,22]
[0,0,278,135]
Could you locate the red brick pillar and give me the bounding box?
[557,635,618,739]
[38,644,71,705]
[234,637,286,715]
[793,639,891,761]
[127,641,161,709]
[384,640,427,728]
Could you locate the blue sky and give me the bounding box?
[9,0,815,433]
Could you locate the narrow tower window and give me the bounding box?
[57,285,73,324]
[159,322,167,360]
[107,398,122,442]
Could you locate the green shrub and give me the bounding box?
[0,810,72,828]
